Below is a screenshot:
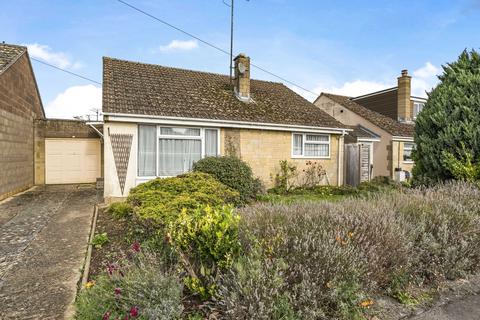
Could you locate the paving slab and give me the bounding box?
[0,185,99,319]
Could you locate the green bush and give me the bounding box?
[166,205,242,299]
[193,156,263,204]
[91,232,109,249]
[413,49,480,183]
[127,172,240,225]
[75,252,183,320]
[106,202,133,219]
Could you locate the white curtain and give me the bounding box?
[138,125,156,176]
[293,134,303,155]
[205,129,218,157]
[158,139,201,176]
[305,143,329,157]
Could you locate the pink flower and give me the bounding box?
[107,263,118,275]
[102,311,111,320]
[131,241,141,252]
[129,306,139,317]
[114,287,122,296]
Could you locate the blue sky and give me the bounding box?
[1,0,479,119]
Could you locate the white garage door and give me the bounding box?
[45,139,101,184]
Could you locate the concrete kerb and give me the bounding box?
[80,204,100,289]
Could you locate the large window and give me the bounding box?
[138,125,219,177]
[403,142,415,162]
[292,133,330,158]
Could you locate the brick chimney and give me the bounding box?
[234,53,250,102]
[397,69,412,122]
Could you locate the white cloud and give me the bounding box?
[292,80,392,102]
[25,43,82,69]
[293,62,441,102]
[158,39,199,52]
[411,62,440,97]
[45,85,102,119]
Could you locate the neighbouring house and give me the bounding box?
[315,70,422,182]
[102,54,349,202]
[0,43,45,200]
[0,43,103,200]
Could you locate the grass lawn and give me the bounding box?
[257,192,346,204]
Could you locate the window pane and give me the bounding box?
[138,125,156,176]
[205,129,218,157]
[306,134,329,142]
[305,143,329,157]
[160,127,200,136]
[293,134,303,155]
[158,139,201,176]
[403,143,414,162]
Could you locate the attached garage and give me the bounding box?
[45,139,101,184]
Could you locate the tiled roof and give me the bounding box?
[321,93,414,137]
[103,57,345,129]
[346,125,380,139]
[0,43,26,74]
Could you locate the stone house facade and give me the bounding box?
[102,55,348,202]
[314,70,424,180]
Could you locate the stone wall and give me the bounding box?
[0,54,44,201]
[34,119,103,185]
[229,129,342,188]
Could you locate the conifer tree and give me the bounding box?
[413,49,480,183]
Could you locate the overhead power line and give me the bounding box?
[31,57,102,85]
[115,0,320,97]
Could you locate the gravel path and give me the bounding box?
[0,185,99,319]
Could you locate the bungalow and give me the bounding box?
[102,54,349,202]
[314,70,423,181]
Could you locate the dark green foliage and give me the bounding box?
[414,49,480,183]
[192,156,263,203]
[127,172,240,224]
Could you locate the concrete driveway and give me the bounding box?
[0,185,99,319]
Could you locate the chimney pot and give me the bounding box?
[401,69,408,76]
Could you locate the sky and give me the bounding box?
[1,0,479,119]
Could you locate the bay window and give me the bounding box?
[138,125,219,177]
[292,133,330,158]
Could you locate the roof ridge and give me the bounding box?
[322,92,413,137]
[102,56,284,86]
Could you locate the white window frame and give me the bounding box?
[403,142,415,163]
[413,102,424,119]
[291,133,331,159]
[137,125,220,180]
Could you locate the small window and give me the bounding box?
[292,133,330,158]
[403,143,415,162]
[160,127,201,136]
[293,134,303,156]
[205,129,219,157]
[413,102,424,119]
[138,125,157,176]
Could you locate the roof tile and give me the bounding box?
[103,57,344,129]
[322,93,414,137]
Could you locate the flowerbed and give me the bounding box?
[76,174,480,319]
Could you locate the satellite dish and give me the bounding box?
[238,62,246,74]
